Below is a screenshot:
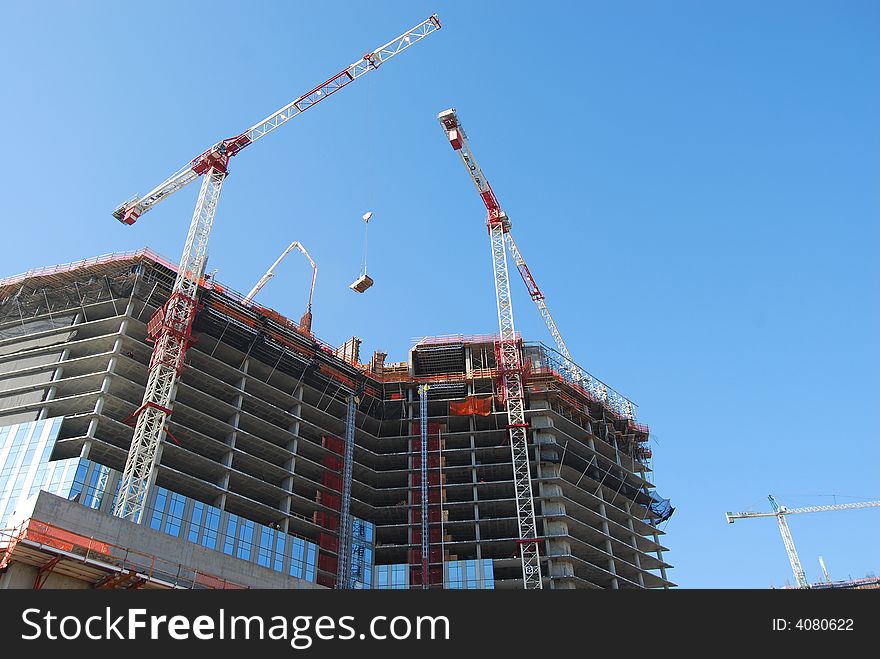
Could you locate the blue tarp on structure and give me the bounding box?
[649,494,674,522]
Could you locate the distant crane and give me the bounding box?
[110,15,442,523]
[818,555,832,584]
[244,241,317,333]
[726,495,880,588]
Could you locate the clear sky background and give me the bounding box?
[1,1,877,588]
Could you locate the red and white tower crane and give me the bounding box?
[437,108,543,589]
[111,15,442,523]
[435,111,632,418]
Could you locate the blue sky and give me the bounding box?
[1,1,877,588]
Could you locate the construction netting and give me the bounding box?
[449,395,493,417]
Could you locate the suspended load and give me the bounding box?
[350,211,374,293]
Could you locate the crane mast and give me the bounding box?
[771,501,808,589]
[726,494,880,588]
[438,108,543,589]
[112,16,442,523]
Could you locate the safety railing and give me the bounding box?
[0,519,247,589]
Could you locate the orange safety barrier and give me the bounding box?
[1,518,248,590]
[25,520,112,557]
[449,395,493,417]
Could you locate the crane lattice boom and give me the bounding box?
[113,15,441,226]
[726,498,880,522]
[435,110,634,420]
[112,16,441,523]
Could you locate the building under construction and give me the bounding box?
[0,250,672,589]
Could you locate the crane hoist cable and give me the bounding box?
[350,211,375,293]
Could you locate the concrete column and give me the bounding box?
[530,409,575,589]
[39,347,69,421]
[279,384,303,534]
[469,425,479,555]
[219,359,247,511]
[625,513,646,587]
[38,312,82,420]
[596,489,619,589]
[653,530,669,588]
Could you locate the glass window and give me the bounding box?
[483,560,494,589]
[188,501,205,544]
[274,533,286,573]
[237,519,254,560]
[85,464,109,510]
[466,561,477,588]
[202,506,220,550]
[164,491,186,537]
[68,461,89,501]
[150,488,168,531]
[223,514,238,555]
[258,527,273,568]
[305,543,317,582]
[290,537,304,578]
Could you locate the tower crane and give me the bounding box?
[726,494,880,588]
[437,108,543,589]
[111,15,442,523]
[243,241,317,333]
[435,111,630,418]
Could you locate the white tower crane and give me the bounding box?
[438,108,543,589]
[726,494,880,588]
[111,15,442,523]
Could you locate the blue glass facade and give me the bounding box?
[445,559,494,589]
[349,517,374,589]
[374,563,409,589]
[144,484,318,583]
[0,417,320,584]
[2,418,496,590]
[0,417,81,527]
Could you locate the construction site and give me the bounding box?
[0,14,674,590]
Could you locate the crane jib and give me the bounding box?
[113,15,441,227]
